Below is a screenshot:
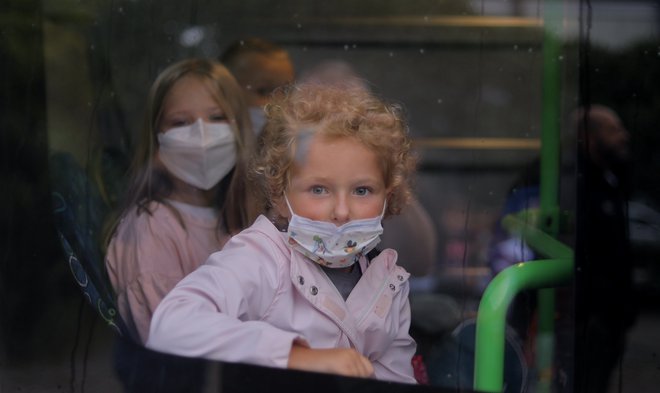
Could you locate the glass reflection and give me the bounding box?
[2,1,659,392]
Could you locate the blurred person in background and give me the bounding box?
[220,37,295,134]
[575,104,636,393]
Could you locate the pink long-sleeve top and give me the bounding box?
[147,215,417,384]
[106,200,229,344]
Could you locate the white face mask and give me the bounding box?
[249,106,267,136]
[284,196,385,268]
[157,119,236,190]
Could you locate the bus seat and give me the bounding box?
[51,191,127,336]
[425,318,529,392]
[49,152,128,336]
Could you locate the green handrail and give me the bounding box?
[473,210,573,393]
[501,211,572,261]
[473,257,573,392]
[474,210,574,393]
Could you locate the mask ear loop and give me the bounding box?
[380,200,388,219]
[269,194,292,232]
[283,193,295,216]
[364,200,388,268]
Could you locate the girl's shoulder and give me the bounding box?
[121,200,171,220]
[113,201,185,241]
[363,248,411,284]
[204,215,292,277]
[221,215,289,256]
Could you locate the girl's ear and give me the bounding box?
[152,149,163,167]
[268,196,290,231]
[384,188,394,216]
[271,196,290,220]
[386,187,394,202]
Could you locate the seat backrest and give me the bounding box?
[425,318,529,393]
[50,152,128,337]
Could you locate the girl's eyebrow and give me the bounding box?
[295,175,331,183]
[163,110,187,117]
[351,175,383,184]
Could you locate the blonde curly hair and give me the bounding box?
[251,81,416,217]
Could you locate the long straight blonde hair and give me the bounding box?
[105,58,257,246]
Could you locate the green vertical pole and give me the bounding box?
[539,2,562,235]
[473,1,566,389]
[537,1,562,392]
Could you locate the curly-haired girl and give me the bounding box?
[147,81,418,384]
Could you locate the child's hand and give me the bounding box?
[287,344,374,378]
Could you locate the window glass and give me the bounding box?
[2,1,659,392]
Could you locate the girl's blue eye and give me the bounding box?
[354,187,370,196]
[311,186,326,195]
[209,114,227,122]
[169,119,189,127]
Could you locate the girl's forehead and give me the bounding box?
[290,133,385,182]
[163,76,222,112]
[172,75,210,95]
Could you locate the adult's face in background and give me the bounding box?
[588,108,631,168]
[234,51,295,108]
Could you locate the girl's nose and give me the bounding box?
[332,195,350,225]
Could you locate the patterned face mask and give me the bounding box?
[284,196,386,268]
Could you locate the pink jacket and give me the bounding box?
[147,215,417,384]
[106,201,228,343]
